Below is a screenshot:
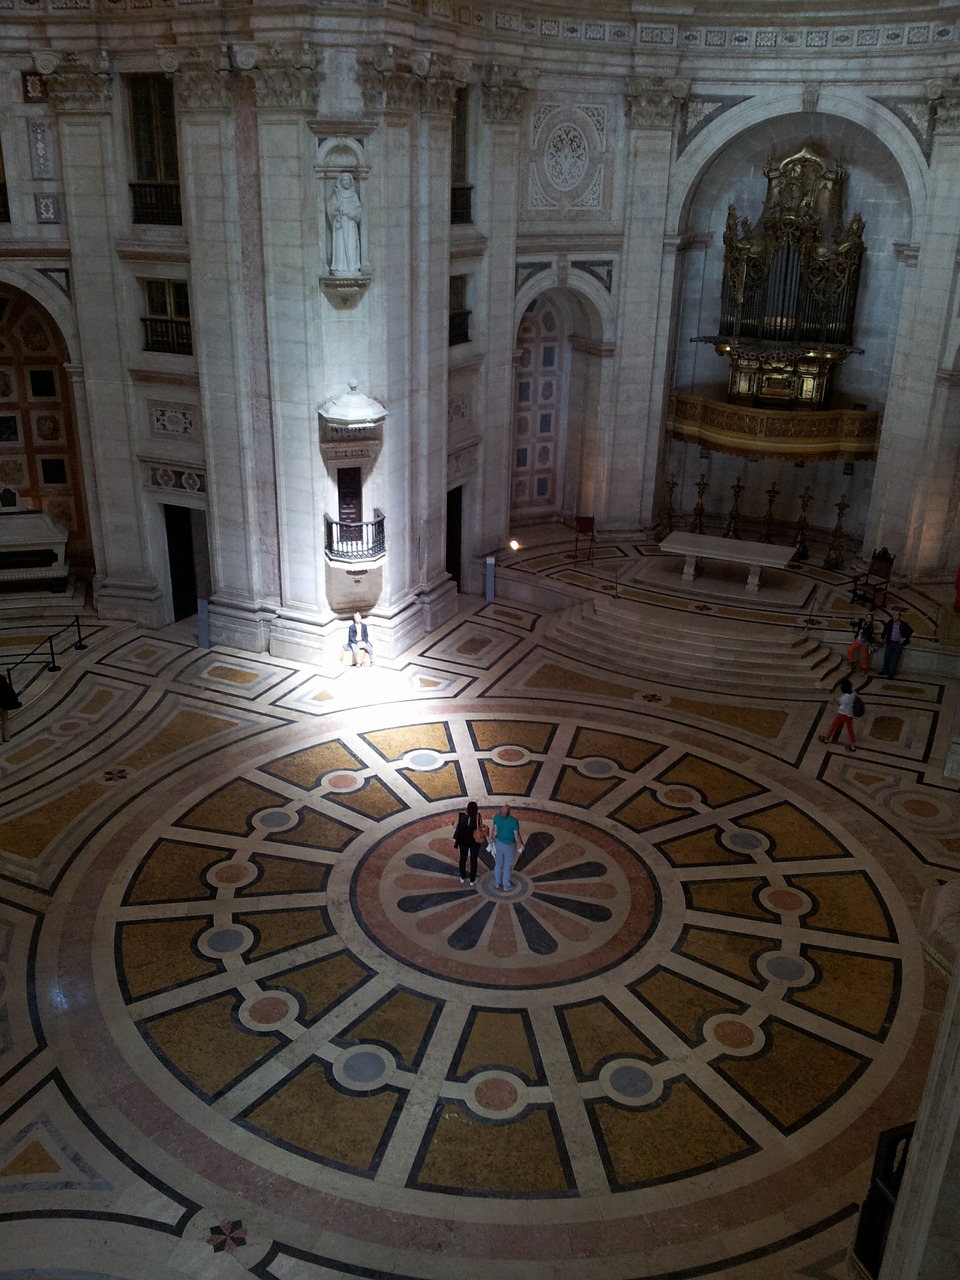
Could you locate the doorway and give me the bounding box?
[446,484,463,589]
[163,503,203,621]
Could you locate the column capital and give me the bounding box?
[45,51,113,114]
[624,77,688,130]
[481,65,534,124]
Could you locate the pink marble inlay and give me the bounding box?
[714,1020,755,1050]
[902,798,940,818]
[767,889,804,911]
[214,864,251,884]
[497,748,525,763]
[475,1077,519,1111]
[248,996,289,1025]
[328,772,358,790]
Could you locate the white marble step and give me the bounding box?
[541,597,844,692]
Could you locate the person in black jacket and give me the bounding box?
[344,612,374,666]
[452,801,486,885]
[879,607,913,678]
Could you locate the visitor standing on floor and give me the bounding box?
[820,677,860,752]
[848,613,875,672]
[0,672,20,742]
[491,803,524,892]
[452,801,485,885]
[345,611,374,666]
[879,607,912,678]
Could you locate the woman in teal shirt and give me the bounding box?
[491,803,524,891]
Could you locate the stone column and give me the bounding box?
[602,79,686,534]
[878,952,960,1279]
[47,53,164,623]
[865,95,960,579]
[176,55,292,652]
[478,69,529,556]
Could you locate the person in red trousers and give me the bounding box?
[819,677,858,752]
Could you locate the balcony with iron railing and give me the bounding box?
[325,510,385,564]
[141,317,193,356]
[130,181,183,225]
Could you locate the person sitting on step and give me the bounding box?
[344,612,374,667]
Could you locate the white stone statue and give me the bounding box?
[327,172,362,276]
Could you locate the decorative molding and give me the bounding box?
[310,119,378,142]
[128,368,201,388]
[625,77,688,130]
[36,268,71,298]
[668,393,881,461]
[46,51,112,113]
[871,96,936,161]
[569,336,615,357]
[241,48,324,111]
[934,94,960,134]
[515,261,551,293]
[116,241,191,265]
[676,94,751,155]
[571,259,613,291]
[143,460,207,495]
[893,241,921,265]
[34,194,60,224]
[935,369,960,388]
[0,241,70,259]
[802,83,820,113]
[481,65,533,123]
[449,230,489,261]
[447,442,479,484]
[148,401,198,439]
[173,56,231,112]
[29,121,55,178]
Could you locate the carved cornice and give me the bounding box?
[46,51,113,114]
[570,336,615,357]
[934,94,960,134]
[893,241,921,265]
[481,65,533,123]
[356,47,441,122]
[238,46,324,111]
[624,77,688,130]
[173,57,232,112]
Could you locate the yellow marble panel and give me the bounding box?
[144,993,281,1099]
[120,709,238,770]
[717,1018,864,1131]
[631,970,741,1045]
[792,948,897,1036]
[612,789,692,832]
[261,741,364,789]
[792,872,894,941]
[266,807,358,852]
[552,768,621,808]
[469,719,554,752]
[119,918,218,1000]
[343,990,440,1070]
[685,878,776,922]
[397,761,464,801]
[1,1140,60,1177]
[235,908,333,961]
[178,779,287,836]
[78,688,115,716]
[0,780,108,860]
[558,1000,659,1078]
[738,802,848,861]
[415,1103,570,1195]
[523,662,633,699]
[569,728,661,771]
[245,1061,398,1171]
[592,1082,752,1188]
[870,715,904,742]
[452,1010,541,1083]
[237,854,331,897]
[126,838,227,903]
[658,825,751,867]
[658,756,766,807]
[325,777,405,820]
[361,722,451,761]
[480,760,539,797]
[4,737,54,765]
[269,952,371,1023]
[208,664,258,684]
[677,928,766,987]
[665,698,788,739]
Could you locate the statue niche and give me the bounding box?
[698,146,866,409]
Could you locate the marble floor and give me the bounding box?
[0,530,957,1279]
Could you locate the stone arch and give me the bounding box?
[0,278,92,571]
[509,283,609,523]
[658,97,919,542]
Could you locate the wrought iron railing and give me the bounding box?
[852,1121,914,1279]
[141,316,193,355]
[324,509,385,562]
[130,181,183,225]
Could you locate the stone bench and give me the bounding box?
[659,531,795,594]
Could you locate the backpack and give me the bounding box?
[852,694,865,718]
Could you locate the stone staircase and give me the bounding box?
[539,595,846,694]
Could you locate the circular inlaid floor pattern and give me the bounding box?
[61,707,928,1277]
